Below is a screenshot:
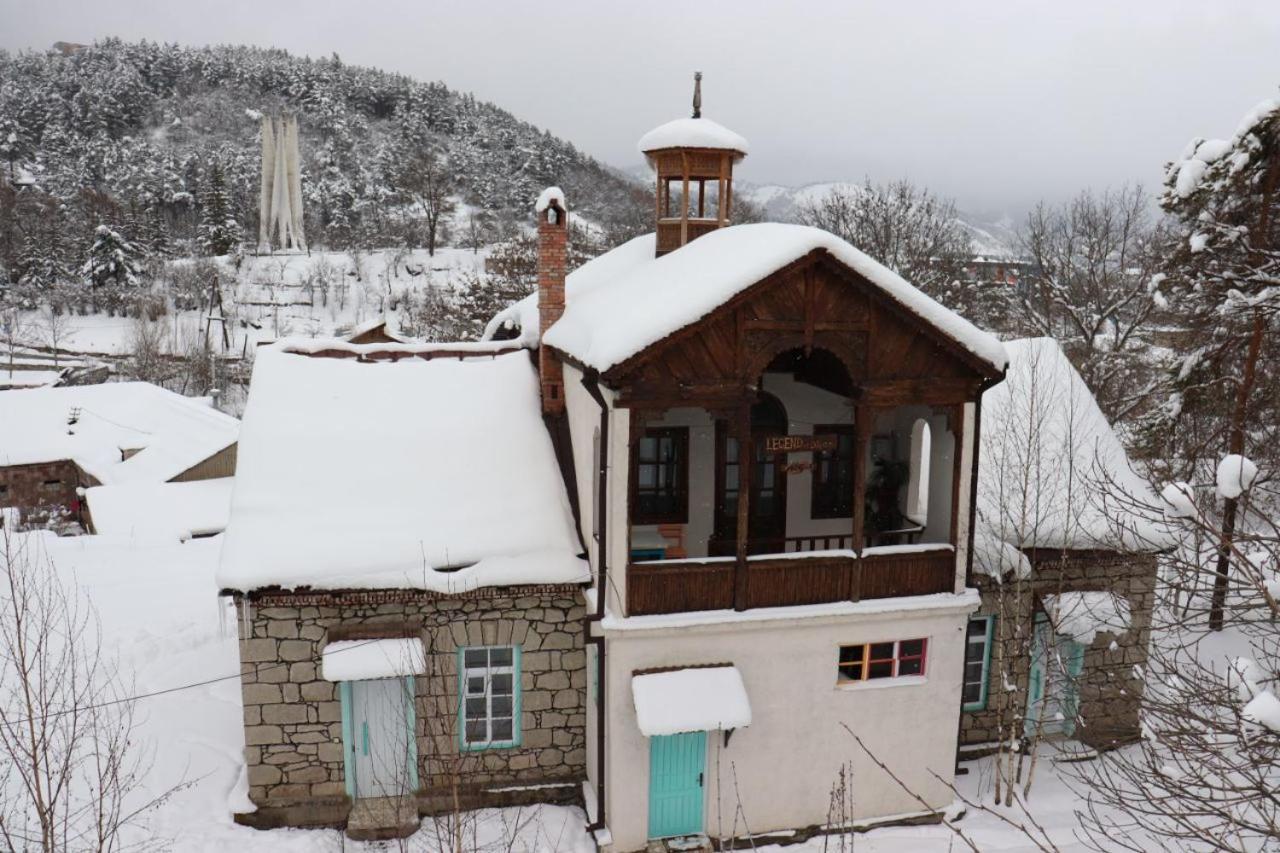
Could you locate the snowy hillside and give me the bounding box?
[738,181,1022,258]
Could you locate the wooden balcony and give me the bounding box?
[625,546,956,616]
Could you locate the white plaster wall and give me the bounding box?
[563,363,601,569]
[868,406,956,546]
[601,602,974,851]
[607,403,632,616]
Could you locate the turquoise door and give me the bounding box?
[1025,614,1085,739]
[648,731,707,839]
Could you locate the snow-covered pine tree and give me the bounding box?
[1144,100,1280,630]
[197,160,243,257]
[82,224,143,313]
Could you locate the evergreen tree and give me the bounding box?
[1142,99,1280,630]
[82,224,142,290]
[197,160,242,256]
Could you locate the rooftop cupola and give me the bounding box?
[638,72,748,256]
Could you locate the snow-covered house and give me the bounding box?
[960,338,1170,752]
[217,341,591,837]
[0,382,239,529]
[487,108,1008,848]
[220,95,1016,846]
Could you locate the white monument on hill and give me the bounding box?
[258,114,307,253]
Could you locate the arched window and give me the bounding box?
[906,418,931,526]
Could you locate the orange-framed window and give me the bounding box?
[837,638,928,682]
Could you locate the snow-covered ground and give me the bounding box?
[14,529,1125,852]
[5,247,492,362]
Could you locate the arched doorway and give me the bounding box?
[711,392,789,556]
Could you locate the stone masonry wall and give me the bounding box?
[0,460,84,522]
[236,584,586,824]
[961,551,1157,751]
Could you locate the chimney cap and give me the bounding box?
[535,186,567,215]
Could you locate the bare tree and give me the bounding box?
[39,303,76,369]
[123,316,169,385]
[1,305,32,381]
[1066,462,1280,852]
[397,145,455,257]
[0,529,173,851]
[794,179,973,309]
[1014,186,1165,419]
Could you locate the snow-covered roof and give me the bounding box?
[343,317,411,344]
[541,223,1008,374]
[638,117,749,157]
[975,338,1173,565]
[482,232,658,346]
[85,478,233,541]
[631,666,752,736]
[0,382,239,485]
[322,638,427,682]
[216,346,588,593]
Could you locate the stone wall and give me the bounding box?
[0,460,85,522]
[961,550,1157,751]
[235,584,586,828]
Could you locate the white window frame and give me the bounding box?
[459,645,520,750]
[962,616,994,711]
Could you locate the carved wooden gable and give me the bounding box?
[603,249,997,408]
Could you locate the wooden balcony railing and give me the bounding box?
[656,218,723,253]
[626,546,956,616]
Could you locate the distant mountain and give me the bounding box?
[736,181,1022,259]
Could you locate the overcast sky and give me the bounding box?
[3,0,1279,215]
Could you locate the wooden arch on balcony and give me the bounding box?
[560,248,1003,614]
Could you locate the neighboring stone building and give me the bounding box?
[959,338,1170,753]
[0,382,239,529]
[217,342,590,838]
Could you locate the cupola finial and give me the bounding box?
[692,71,702,119]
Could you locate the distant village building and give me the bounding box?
[220,78,1162,848]
[0,382,239,530]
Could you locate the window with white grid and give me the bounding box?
[460,646,519,749]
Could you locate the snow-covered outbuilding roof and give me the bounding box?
[0,382,239,485]
[975,338,1172,564]
[486,224,1008,376]
[84,478,233,541]
[216,345,588,593]
[638,117,749,158]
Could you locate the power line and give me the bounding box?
[1,636,390,727]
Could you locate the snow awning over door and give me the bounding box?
[1042,592,1131,645]
[632,666,752,737]
[322,638,427,682]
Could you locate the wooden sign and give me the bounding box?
[764,434,838,454]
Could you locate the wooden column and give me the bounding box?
[718,153,728,227]
[849,402,872,602]
[733,398,752,611]
[680,152,690,247]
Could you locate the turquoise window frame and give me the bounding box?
[457,645,522,752]
[339,681,356,798]
[962,615,995,712]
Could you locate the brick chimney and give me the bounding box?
[536,187,567,414]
